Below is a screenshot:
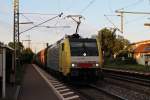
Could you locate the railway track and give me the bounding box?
[69,84,127,100]
[88,84,127,100]
[34,65,150,100]
[97,69,150,100]
[103,71,150,87]
[102,68,150,79]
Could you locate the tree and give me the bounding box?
[98,28,130,61]
[8,42,24,52]
[21,48,34,64]
[98,28,116,58]
[113,35,130,57]
[8,42,34,64]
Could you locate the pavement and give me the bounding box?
[17,64,59,100]
[0,84,18,100]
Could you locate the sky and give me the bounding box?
[0,0,150,52]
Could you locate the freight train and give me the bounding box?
[34,34,103,81]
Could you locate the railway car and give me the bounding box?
[35,34,103,81]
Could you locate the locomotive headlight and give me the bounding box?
[72,63,75,67]
[72,63,77,68]
[96,63,99,67]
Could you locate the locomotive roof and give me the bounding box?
[69,38,97,42]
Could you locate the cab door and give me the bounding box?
[59,43,64,72]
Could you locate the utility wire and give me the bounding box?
[104,15,122,33]
[117,0,143,10]
[19,13,63,35]
[63,0,75,13]
[57,0,61,12]
[125,15,148,25]
[107,0,113,13]
[20,13,33,24]
[19,13,58,15]
[80,0,96,13]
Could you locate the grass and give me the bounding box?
[104,63,150,73]
[103,58,150,73]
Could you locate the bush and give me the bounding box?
[104,57,137,65]
[114,57,137,65]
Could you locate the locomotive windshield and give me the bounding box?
[70,40,99,56]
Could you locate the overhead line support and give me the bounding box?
[115,10,150,33]
[116,10,150,15]
[13,0,19,83]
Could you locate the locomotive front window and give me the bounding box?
[84,42,97,47]
[70,41,98,56]
[71,42,83,47]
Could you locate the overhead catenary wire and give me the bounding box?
[116,0,143,11]
[19,13,63,35]
[125,15,148,25]
[104,15,122,33]
[63,0,75,13]
[80,0,96,14]
[20,13,34,24]
[107,0,113,13]
[37,26,70,28]
[57,0,61,12]
[19,13,59,15]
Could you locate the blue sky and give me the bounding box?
[0,0,150,52]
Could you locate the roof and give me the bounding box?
[131,40,150,45]
[134,43,150,53]
[0,43,14,51]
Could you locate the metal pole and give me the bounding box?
[121,12,124,33]
[2,48,6,98]
[13,0,19,84]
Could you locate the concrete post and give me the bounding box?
[2,48,6,98]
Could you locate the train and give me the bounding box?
[34,34,103,81]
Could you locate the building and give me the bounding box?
[0,42,14,98]
[131,40,150,66]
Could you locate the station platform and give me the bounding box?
[17,64,59,100]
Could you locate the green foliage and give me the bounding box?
[98,28,130,59]
[104,63,150,73]
[8,42,24,50]
[113,35,130,55]
[8,42,34,64]
[21,48,34,64]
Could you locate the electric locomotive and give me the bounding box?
[35,34,103,81]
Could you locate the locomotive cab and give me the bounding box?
[70,38,102,80]
[60,35,103,81]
